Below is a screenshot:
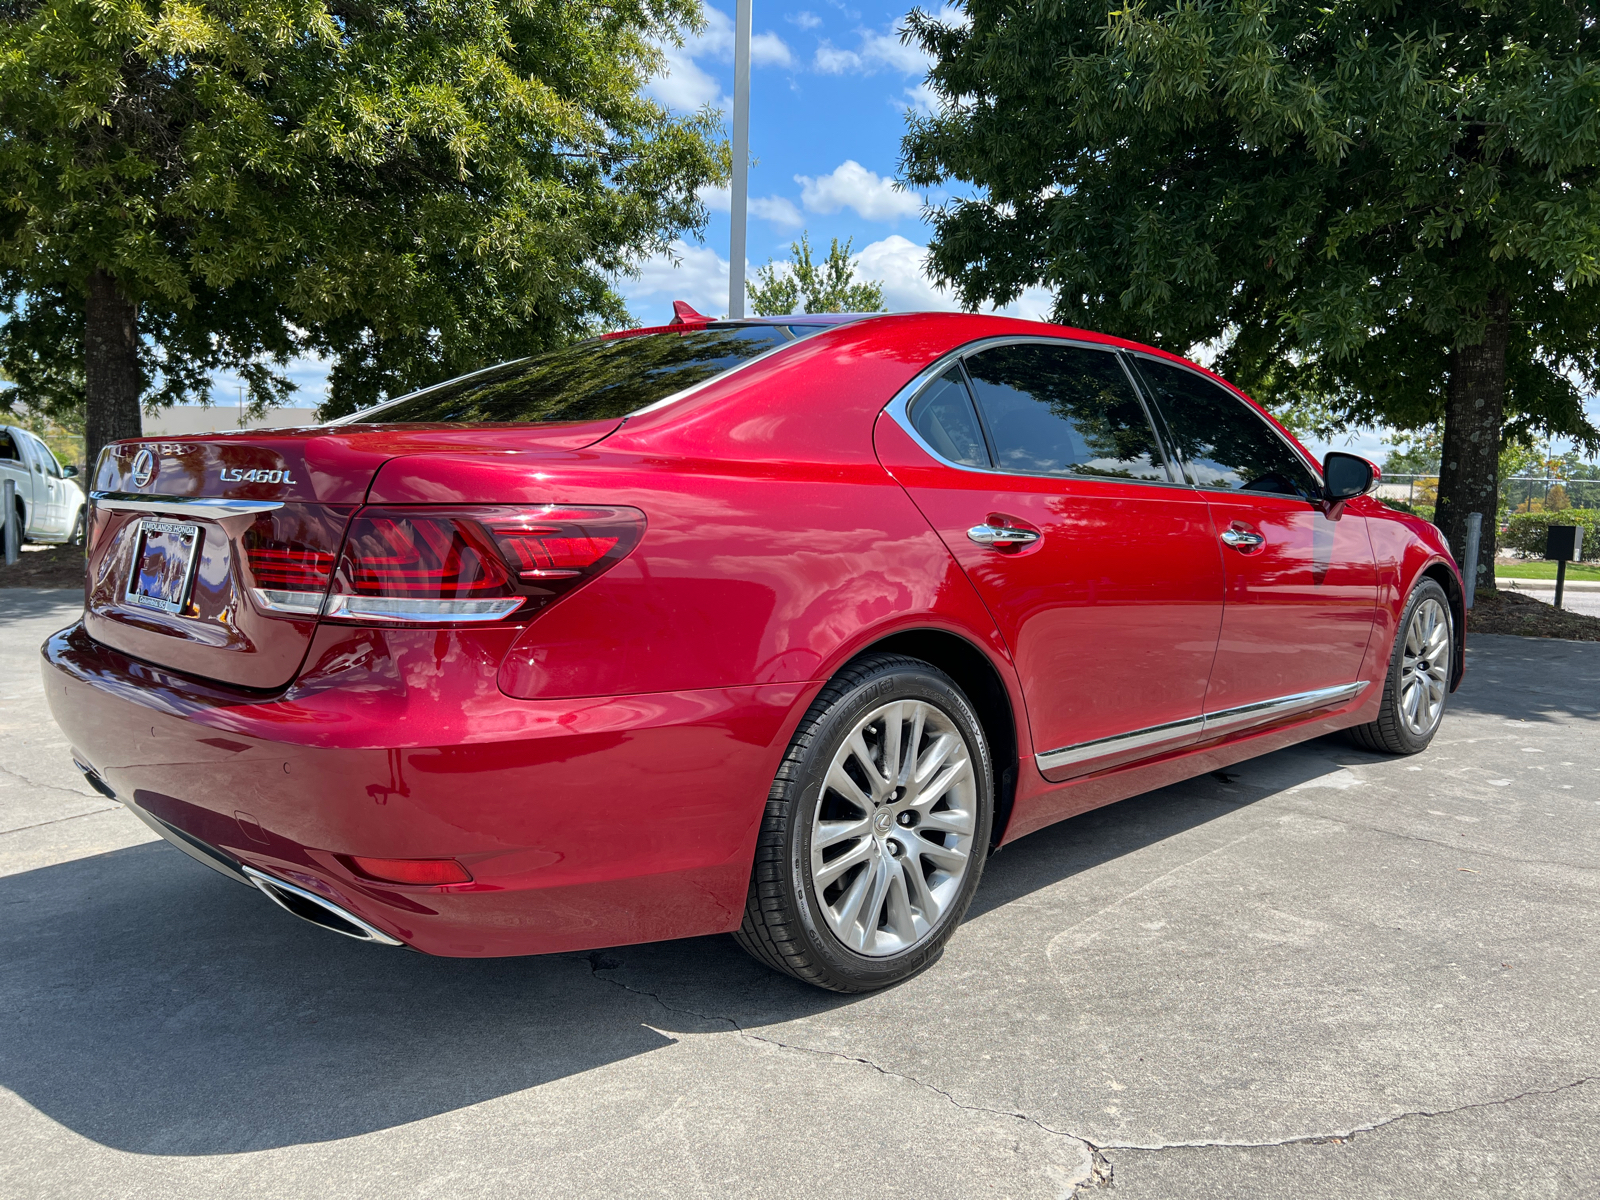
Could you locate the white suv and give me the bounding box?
[1,425,86,550]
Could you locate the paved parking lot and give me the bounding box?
[2,587,1596,1199]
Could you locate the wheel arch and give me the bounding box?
[1419,559,1466,692]
[844,627,1020,850]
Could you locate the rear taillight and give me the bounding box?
[320,505,643,625]
[344,856,473,886]
[242,512,347,617]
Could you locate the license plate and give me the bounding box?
[125,519,202,614]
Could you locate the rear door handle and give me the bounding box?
[1220,529,1265,549]
[968,525,1040,548]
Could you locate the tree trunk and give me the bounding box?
[1434,293,1511,594]
[83,269,142,477]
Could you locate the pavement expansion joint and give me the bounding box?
[581,951,1097,1153]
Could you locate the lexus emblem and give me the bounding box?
[130,448,156,487]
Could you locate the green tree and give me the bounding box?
[747,233,887,315]
[0,0,728,468]
[902,0,1600,589]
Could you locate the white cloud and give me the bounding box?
[899,80,940,116]
[854,236,1054,320]
[787,10,822,29]
[751,31,794,67]
[623,241,731,321]
[796,160,922,221]
[647,6,795,113]
[648,49,723,111]
[814,12,965,76]
[697,186,805,227]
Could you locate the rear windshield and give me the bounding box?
[347,325,794,424]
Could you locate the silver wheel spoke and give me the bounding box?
[810,694,979,958]
[1396,596,1450,736]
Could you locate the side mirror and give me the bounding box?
[62,464,79,478]
[1323,452,1377,502]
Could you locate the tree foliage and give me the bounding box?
[747,233,887,315]
[0,0,728,462]
[902,0,1600,585]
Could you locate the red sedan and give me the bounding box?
[45,311,1463,992]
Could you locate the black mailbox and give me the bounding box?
[1546,525,1584,561]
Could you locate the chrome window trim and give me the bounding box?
[1121,350,1325,497]
[92,492,284,515]
[883,336,1196,490]
[1035,681,1370,774]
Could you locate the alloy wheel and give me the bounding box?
[809,699,978,957]
[1399,596,1450,737]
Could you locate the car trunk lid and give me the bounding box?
[83,421,620,689]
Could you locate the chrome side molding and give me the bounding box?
[92,491,284,515]
[1036,681,1370,774]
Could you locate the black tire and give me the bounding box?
[734,653,994,992]
[1348,578,1454,755]
[67,507,85,547]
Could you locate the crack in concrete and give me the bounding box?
[1282,798,1599,873]
[0,759,96,801]
[580,953,1094,1168]
[582,954,1594,1198]
[0,804,121,837]
[1093,1075,1596,1155]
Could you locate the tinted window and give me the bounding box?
[349,325,790,424]
[962,344,1169,481]
[0,431,18,462]
[1132,358,1320,500]
[910,368,989,468]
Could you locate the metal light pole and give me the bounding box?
[727,0,751,318]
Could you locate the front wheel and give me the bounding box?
[1348,578,1454,755]
[734,653,994,992]
[67,507,85,546]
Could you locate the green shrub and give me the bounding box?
[1502,509,1600,560]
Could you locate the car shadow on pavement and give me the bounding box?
[0,735,1363,1157]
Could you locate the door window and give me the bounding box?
[0,431,19,462]
[909,367,989,468]
[961,343,1170,482]
[1132,358,1320,501]
[23,432,62,477]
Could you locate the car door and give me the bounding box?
[1127,355,1378,725]
[876,339,1225,778]
[20,431,66,535]
[0,428,35,536]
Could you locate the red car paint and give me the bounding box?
[43,312,1464,957]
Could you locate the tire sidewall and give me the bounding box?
[781,664,993,990]
[1386,579,1453,753]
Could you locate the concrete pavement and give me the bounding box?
[2,588,1596,1199]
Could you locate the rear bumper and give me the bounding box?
[43,621,810,956]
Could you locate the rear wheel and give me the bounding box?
[734,653,993,992]
[1348,578,1453,755]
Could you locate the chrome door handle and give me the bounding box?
[968,524,1040,547]
[1220,528,1265,549]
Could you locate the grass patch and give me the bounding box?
[1494,560,1600,581]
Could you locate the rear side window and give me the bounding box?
[0,431,18,461]
[1131,358,1320,500]
[909,368,989,468]
[962,343,1170,481]
[349,325,791,424]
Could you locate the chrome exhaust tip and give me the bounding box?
[242,866,404,947]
